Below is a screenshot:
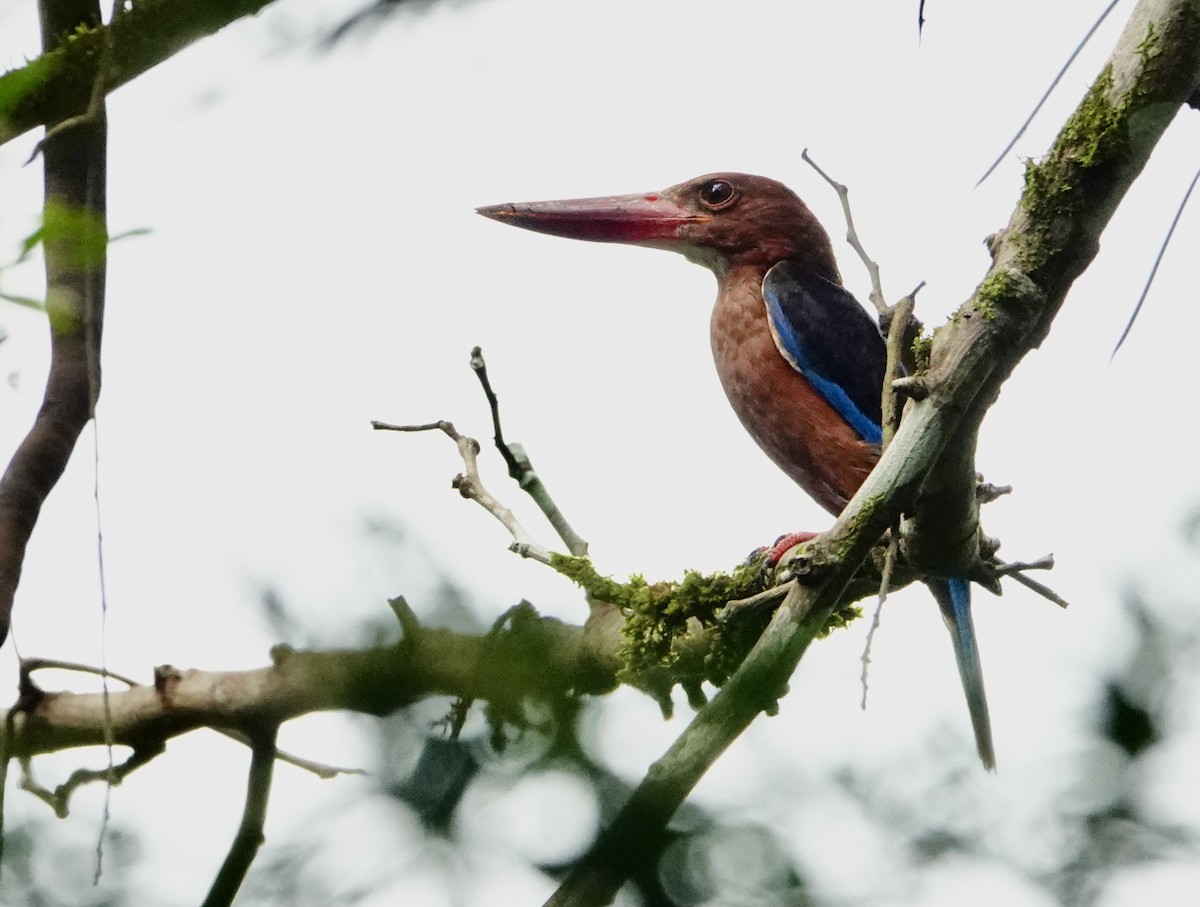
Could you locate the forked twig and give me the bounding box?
[372,420,552,563]
[20,743,161,819]
[470,347,588,556]
[992,555,1070,609]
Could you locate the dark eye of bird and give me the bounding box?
[699,179,735,208]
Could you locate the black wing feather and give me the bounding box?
[762,261,888,443]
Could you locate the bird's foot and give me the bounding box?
[743,531,821,585]
[764,531,819,567]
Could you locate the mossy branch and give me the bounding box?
[900,0,1200,585]
[0,0,279,149]
[548,2,1200,903]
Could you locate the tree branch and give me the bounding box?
[3,605,621,761]
[0,0,280,150]
[546,1,1200,901]
[201,730,278,907]
[902,0,1200,588]
[0,0,109,647]
[2,534,911,766]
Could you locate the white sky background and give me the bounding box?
[1,0,1200,904]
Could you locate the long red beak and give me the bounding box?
[476,192,708,245]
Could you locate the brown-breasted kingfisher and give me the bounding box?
[477,173,994,770]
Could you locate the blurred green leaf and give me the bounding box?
[0,290,44,311]
[0,218,149,311]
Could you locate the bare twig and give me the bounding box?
[22,657,139,687]
[977,482,1013,503]
[469,347,589,556]
[880,291,918,447]
[1112,162,1200,357]
[720,582,792,620]
[862,284,918,707]
[1004,570,1070,609]
[993,554,1055,576]
[19,742,162,820]
[372,420,553,564]
[976,0,1122,186]
[470,347,522,478]
[201,730,278,907]
[860,535,898,710]
[891,376,930,400]
[388,594,421,640]
[801,148,886,314]
[990,555,1069,609]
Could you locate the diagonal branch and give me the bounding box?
[904,0,1200,585]
[546,2,1200,902]
[0,0,280,149]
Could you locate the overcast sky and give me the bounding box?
[1,1,1199,904]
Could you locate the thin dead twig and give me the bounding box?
[801,148,886,315]
[372,420,553,564]
[470,347,588,556]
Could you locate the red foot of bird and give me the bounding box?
[764,531,820,567]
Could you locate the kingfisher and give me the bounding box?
[477,173,994,770]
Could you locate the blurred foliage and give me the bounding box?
[320,0,480,46]
[1045,583,1199,907]
[232,507,1200,906]
[4,502,1200,905]
[9,505,1199,905]
[238,521,818,905]
[0,821,138,907]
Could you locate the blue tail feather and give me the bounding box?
[928,577,995,771]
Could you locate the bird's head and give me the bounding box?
[477,172,840,281]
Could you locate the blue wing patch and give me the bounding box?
[761,260,887,446]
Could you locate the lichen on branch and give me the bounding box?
[550,552,863,692]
